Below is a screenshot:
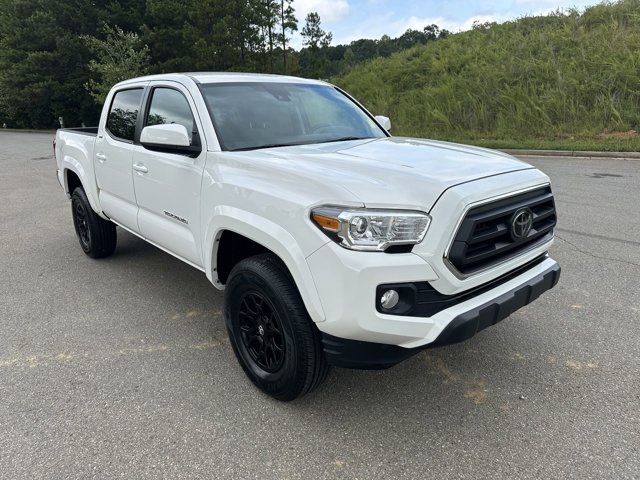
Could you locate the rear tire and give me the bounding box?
[224,253,330,401]
[71,187,117,258]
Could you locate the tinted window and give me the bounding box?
[106,88,143,141]
[201,83,385,151]
[145,88,195,143]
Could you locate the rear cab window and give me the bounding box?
[106,88,144,142]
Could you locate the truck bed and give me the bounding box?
[55,127,99,210]
[58,127,98,136]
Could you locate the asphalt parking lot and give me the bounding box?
[1,131,638,479]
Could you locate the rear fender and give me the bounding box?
[62,158,105,219]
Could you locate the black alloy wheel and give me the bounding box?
[70,187,117,258]
[238,291,286,372]
[224,253,330,400]
[73,198,91,251]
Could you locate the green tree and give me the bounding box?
[300,11,332,78]
[264,0,279,71]
[0,0,104,128]
[0,0,449,128]
[301,12,332,50]
[342,47,356,70]
[104,0,146,33]
[378,34,393,56]
[279,0,297,73]
[83,24,150,104]
[186,0,264,71]
[141,0,194,73]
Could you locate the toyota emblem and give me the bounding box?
[511,208,534,240]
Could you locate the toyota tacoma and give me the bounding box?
[54,73,560,400]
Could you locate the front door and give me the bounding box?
[94,86,145,231]
[132,84,206,267]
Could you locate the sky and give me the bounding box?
[290,0,600,47]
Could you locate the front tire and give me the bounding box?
[224,254,329,401]
[71,187,117,258]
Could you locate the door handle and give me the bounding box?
[95,153,107,162]
[133,163,148,174]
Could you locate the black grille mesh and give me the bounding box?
[447,186,556,274]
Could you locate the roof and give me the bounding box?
[115,72,328,87]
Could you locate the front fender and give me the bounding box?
[203,205,327,324]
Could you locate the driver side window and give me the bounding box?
[145,88,197,144]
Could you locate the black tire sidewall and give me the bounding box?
[226,268,301,394]
[71,188,93,254]
[224,254,327,400]
[70,187,116,258]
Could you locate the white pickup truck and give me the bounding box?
[55,73,560,400]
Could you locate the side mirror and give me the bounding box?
[140,124,200,157]
[375,115,391,132]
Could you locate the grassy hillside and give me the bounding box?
[335,0,640,151]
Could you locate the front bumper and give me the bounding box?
[321,260,560,369]
[307,238,560,349]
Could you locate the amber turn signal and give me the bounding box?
[312,213,340,232]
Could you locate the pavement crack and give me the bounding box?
[556,234,640,268]
[556,227,640,247]
[0,338,228,370]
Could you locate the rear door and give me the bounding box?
[94,85,146,231]
[131,82,206,267]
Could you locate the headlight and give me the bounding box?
[311,206,431,251]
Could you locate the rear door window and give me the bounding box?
[106,88,143,142]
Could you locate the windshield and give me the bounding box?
[200,82,387,151]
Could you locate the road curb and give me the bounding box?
[2,130,639,159]
[1,128,56,133]
[501,149,640,159]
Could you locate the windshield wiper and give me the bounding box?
[229,142,303,152]
[316,136,373,144]
[230,136,374,152]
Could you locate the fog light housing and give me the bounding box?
[380,289,400,310]
[376,283,418,315]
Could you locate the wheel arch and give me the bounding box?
[204,207,326,324]
[61,160,105,219]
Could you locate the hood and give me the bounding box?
[232,137,533,211]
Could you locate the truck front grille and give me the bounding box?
[446,186,556,275]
